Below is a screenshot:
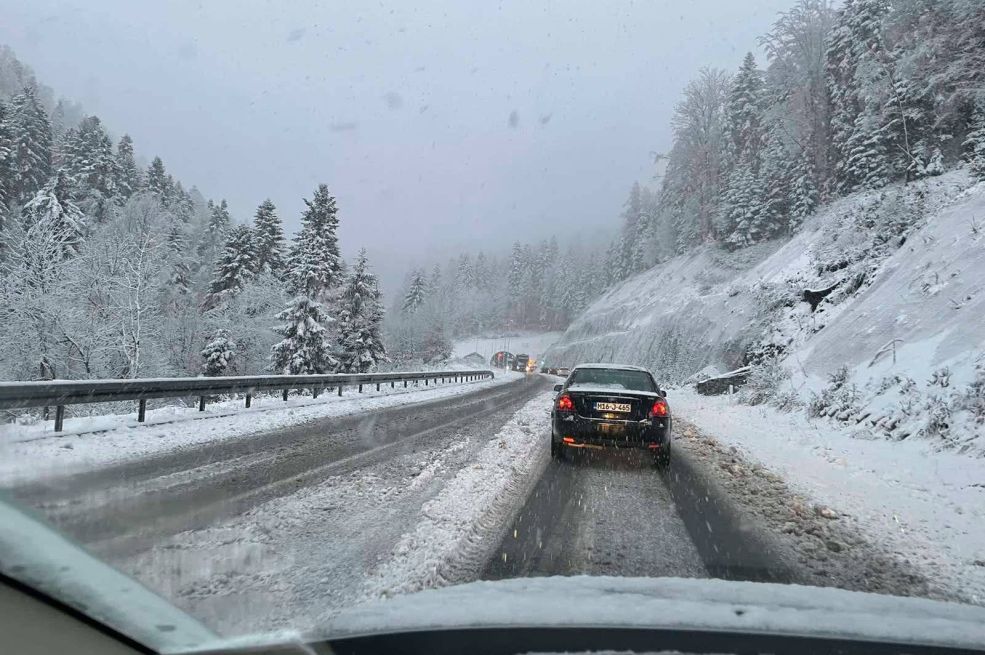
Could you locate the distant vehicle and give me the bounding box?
[551,363,671,467]
[490,351,515,368]
[557,366,570,377]
[513,353,530,372]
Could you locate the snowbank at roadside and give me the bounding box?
[672,387,985,605]
[0,371,523,486]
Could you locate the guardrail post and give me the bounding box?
[425,378,428,386]
[199,396,206,411]
[404,380,407,388]
[358,383,362,393]
[376,382,380,392]
[313,387,320,399]
[54,405,65,432]
[283,389,289,401]
[391,381,394,388]
[138,399,146,423]
[338,385,342,396]
[245,394,252,408]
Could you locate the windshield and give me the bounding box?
[1,1,984,652]
[567,368,656,392]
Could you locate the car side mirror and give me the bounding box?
[553,384,563,393]
[660,389,667,398]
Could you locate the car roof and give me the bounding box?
[571,363,651,373]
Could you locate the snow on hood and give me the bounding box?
[317,576,985,649]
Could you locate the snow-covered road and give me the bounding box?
[109,382,555,635]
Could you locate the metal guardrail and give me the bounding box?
[0,369,496,431]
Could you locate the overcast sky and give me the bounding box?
[0,0,795,293]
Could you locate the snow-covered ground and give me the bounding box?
[453,331,563,362]
[120,391,554,635]
[0,371,522,486]
[673,387,985,605]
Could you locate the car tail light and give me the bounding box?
[556,394,575,412]
[649,399,668,418]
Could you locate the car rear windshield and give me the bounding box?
[567,368,656,392]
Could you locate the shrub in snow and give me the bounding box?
[921,395,952,441]
[808,366,860,420]
[956,360,985,425]
[739,358,790,406]
[201,329,236,376]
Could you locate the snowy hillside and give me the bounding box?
[545,170,985,451]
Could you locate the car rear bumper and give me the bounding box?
[552,415,671,449]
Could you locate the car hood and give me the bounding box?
[307,576,985,650]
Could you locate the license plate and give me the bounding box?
[595,402,631,413]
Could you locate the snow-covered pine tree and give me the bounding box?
[165,216,192,295]
[630,187,653,273]
[251,198,287,276]
[603,240,621,286]
[473,252,490,291]
[336,249,387,373]
[618,182,643,277]
[0,100,12,214]
[456,253,475,290]
[270,296,338,374]
[723,52,766,167]
[169,180,195,223]
[757,126,794,235]
[721,151,766,249]
[199,198,231,261]
[205,224,257,308]
[9,86,52,203]
[790,148,820,226]
[145,157,172,199]
[200,328,236,376]
[826,0,893,193]
[965,104,985,181]
[507,241,525,299]
[401,269,428,314]
[22,170,85,257]
[115,134,141,200]
[62,116,116,195]
[718,53,769,245]
[286,184,344,300]
[61,115,118,221]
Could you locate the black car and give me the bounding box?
[551,363,671,466]
[513,353,530,372]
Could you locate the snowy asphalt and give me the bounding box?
[483,446,790,583]
[10,375,550,559]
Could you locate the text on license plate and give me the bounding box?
[595,402,631,413]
